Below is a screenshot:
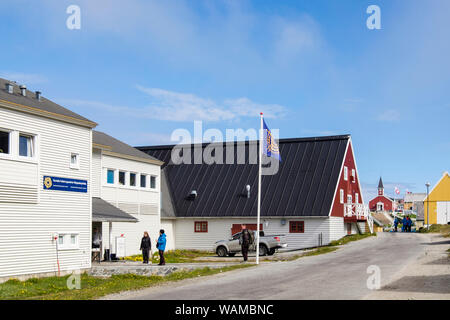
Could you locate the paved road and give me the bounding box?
[104,233,449,300]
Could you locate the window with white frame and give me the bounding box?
[119,171,126,186]
[19,134,35,157]
[351,169,356,182]
[0,130,10,154]
[355,193,359,203]
[107,169,115,184]
[140,174,147,188]
[347,194,352,204]
[57,233,79,250]
[150,176,156,189]
[340,189,344,204]
[343,166,348,181]
[70,153,79,169]
[130,172,137,187]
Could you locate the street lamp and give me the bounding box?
[425,182,431,230]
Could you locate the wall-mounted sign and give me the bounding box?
[43,176,88,193]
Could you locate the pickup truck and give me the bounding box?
[213,230,287,257]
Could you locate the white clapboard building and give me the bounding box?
[92,131,163,258]
[0,78,97,281]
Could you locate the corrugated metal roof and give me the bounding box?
[0,78,96,126]
[137,135,350,218]
[92,197,138,222]
[93,131,161,163]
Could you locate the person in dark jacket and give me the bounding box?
[140,231,151,264]
[402,216,407,232]
[239,225,254,262]
[156,229,167,265]
[393,217,399,232]
[406,216,412,232]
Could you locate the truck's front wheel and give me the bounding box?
[217,246,228,257]
[259,244,268,256]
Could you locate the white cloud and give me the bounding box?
[0,72,48,86]
[376,109,401,122]
[62,86,288,122]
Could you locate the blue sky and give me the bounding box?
[1,0,449,202]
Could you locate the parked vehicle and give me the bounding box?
[213,231,287,257]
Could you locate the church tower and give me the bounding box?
[378,177,384,196]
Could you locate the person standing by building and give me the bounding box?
[394,217,399,232]
[239,225,254,263]
[406,216,412,232]
[92,227,102,248]
[402,216,407,232]
[140,231,151,264]
[156,229,167,265]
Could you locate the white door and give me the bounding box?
[437,202,450,224]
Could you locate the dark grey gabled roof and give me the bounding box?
[137,135,350,218]
[93,131,162,164]
[0,78,97,128]
[92,197,138,222]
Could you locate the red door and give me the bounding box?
[231,224,263,235]
[347,223,352,235]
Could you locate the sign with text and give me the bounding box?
[43,176,88,193]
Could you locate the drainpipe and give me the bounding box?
[109,222,113,261]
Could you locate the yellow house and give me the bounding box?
[424,172,450,225]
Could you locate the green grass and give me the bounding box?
[121,249,216,263]
[328,232,377,246]
[418,224,450,237]
[303,246,339,256]
[0,264,253,300]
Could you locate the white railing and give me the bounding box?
[367,213,374,234]
[344,203,374,233]
[344,203,367,219]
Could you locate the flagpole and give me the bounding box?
[256,112,263,265]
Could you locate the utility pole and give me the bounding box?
[425,182,430,230]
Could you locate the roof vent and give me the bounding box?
[189,190,197,200]
[5,83,13,94]
[19,85,26,97]
[35,91,41,101]
[246,185,251,198]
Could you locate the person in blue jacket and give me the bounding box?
[406,216,412,232]
[156,229,167,265]
[393,217,399,232]
[402,216,407,232]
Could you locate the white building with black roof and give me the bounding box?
[138,135,369,253]
[0,78,97,281]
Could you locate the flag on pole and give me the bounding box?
[262,119,282,161]
[256,114,282,265]
[394,187,400,195]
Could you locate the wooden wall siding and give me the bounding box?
[172,217,346,251]
[161,219,176,251]
[330,141,364,217]
[0,107,92,279]
[140,204,158,215]
[91,149,101,198]
[95,154,161,257]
